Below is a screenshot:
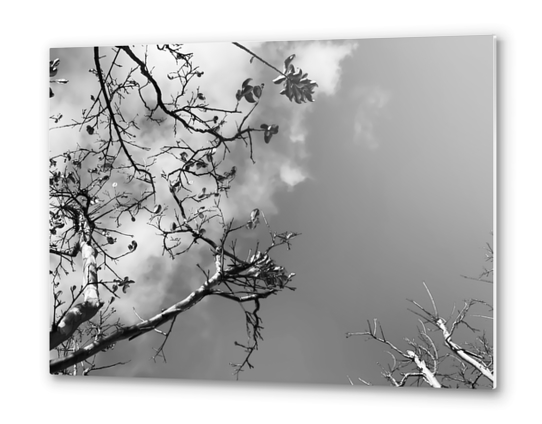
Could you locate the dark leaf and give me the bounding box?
[244,91,257,103]
[253,85,262,98]
[241,84,254,97]
[242,78,253,89]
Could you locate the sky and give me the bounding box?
[49,35,494,386]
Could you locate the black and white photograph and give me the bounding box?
[49,36,494,388]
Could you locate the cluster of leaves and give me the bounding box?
[235,78,264,103]
[272,54,318,103]
[50,58,68,98]
[246,208,260,229]
[260,124,279,144]
[111,277,135,294]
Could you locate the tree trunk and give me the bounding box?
[50,240,103,350]
[436,318,494,383]
[50,271,223,374]
[406,350,442,388]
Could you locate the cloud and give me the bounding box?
[49,40,354,328]
[292,40,358,96]
[351,85,391,150]
[280,162,307,189]
[225,40,358,195]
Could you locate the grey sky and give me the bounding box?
[50,35,494,385]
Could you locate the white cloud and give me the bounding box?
[288,107,307,144]
[49,40,354,326]
[280,162,307,189]
[293,40,358,96]
[352,85,391,150]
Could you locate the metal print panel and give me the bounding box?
[49,35,495,388]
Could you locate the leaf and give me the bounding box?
[253,85,262,99]
[50,88,54,98]
[244,91,257,103]
[292,86,303,104]
[247,208,261,229]
[242,78,253,89]
[153,204,162,214]
[50,58,60,77]
[241,84,254,97]
[86,125,94,135]
[290,68,303,82]
[260,123,269,130]
[235,89,243,101]
[269,124,279,134]
[171,222,177,231]
[264,130,273,144]
[284,54,295,72]
[197,187,207,199]
[273,75,287,85]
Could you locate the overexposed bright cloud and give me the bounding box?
[293,40,358,97]
[280,162,307,189]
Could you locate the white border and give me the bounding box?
[3,1,539,422]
